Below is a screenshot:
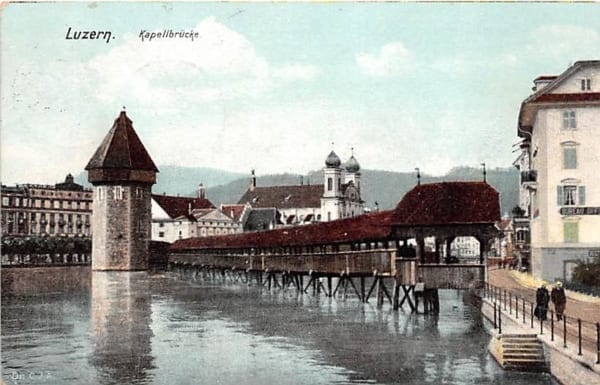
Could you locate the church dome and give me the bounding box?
[325,151,341,168]
[345,155,360,173]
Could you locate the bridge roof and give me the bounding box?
[171,210,394,250]
[170,181,500,252]
[391,181,500,226]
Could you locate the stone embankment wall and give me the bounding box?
[1,266,91,296]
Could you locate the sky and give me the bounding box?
[2,2,600,185]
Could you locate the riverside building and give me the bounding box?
[516,60,600,281]
[1,174,93,237]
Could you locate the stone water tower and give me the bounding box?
[85,110,158,270]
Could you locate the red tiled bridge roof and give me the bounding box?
[172,210,394,250]
[391,181,500,226]
[171,181,500,251]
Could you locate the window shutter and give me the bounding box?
[579,186,586,205]
[557,186,564,205]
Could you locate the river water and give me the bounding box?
[1,271,558,385]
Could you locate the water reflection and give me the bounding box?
[90,272,154,384]
[2,271,558,385]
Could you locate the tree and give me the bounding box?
[572,256,600,287]
[511,205,525,218]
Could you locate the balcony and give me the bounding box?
[521,170,537,183]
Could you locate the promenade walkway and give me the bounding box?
[488,268,600,324]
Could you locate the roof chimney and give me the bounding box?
[532,75,557,92]
[249,169,256,191]
[300,175,304,185]
[198,183,205,199]
[188,202,192,215]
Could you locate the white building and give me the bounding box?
[151,184,215,242]
[450,236,480,258]
[517,60,600,281]
[194,208,243,237]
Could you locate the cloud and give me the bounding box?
[87,17,318,105]
[273,64,319,81]
[356,42,415,77]
[528,25,600,59]
[431,53,519,76]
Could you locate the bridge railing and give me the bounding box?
[170,249,395,275]
[419,264,485,289]
[483,282,600,364]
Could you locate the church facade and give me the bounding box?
[238,150,365,226]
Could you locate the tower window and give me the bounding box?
[327,178,333,191]
[114,186,123,200]
[97,187,105,201]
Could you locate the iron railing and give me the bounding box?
[483,282,599,364]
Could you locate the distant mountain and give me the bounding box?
[151,165,246,196]
[206,166,519,216]
[75,165,246,196]
[76,165,519,216]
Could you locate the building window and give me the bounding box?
[2,197,8,206]
[581,78,591,91]
[327,178,333,191]
[159,222,164,228]
[562,110,576,130]
[557,185,585,206]
[563,221,579,243]
[158,231,165,238]
[337,178,341,191]
[563,147,577,169]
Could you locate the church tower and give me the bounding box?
[344,150,361,194]
[85,111,158,271]
[321,150,343,221]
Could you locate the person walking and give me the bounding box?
[535,284,550,320]
[551,281,567,321]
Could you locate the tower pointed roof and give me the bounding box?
[86,111,158,185]
[86,111,158,172]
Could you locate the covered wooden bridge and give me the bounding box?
[170,181,501,312]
